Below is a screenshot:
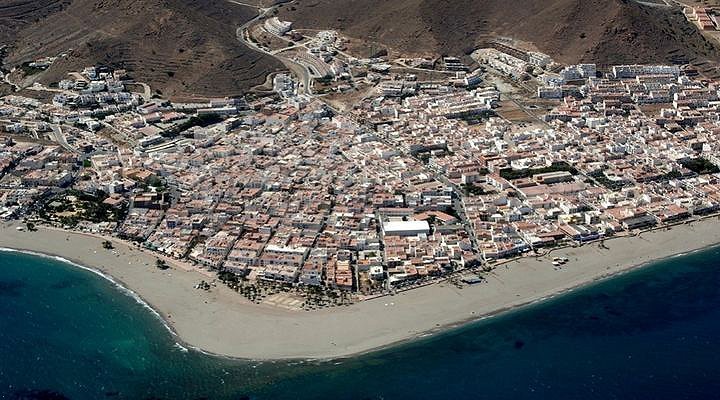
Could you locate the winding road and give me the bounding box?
[228,0,313,94]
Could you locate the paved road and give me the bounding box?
[237,27,313,95]
[228,0,314,94]
[331,101,482,254]
[50,125,77,153]
[2,68,19,92]
[227,0,263,9]
[630,0,672,7]
[132,81,152,101]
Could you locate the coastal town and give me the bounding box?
[3,20,720,310]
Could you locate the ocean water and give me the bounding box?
[1,247,720,400]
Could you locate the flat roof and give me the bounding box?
[383,220,430,233]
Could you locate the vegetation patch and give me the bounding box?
[38,190,127,227]
[164,113,223,137]
[460,183,486,196]
[500,161,578,180]
[679,158,720,175]
[588,169,628,191]
[20,62,47,76]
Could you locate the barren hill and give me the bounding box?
[0,0,70,44]
[5,0,720,99]
[279,0,720,67]
[2,0,283,99]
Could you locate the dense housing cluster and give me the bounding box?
[4,34,720,303]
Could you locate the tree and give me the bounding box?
[102,240,113,250]
[26,222,37,231]
[155,259,170,270]
[147,176,163,188]
[218,270,239,285]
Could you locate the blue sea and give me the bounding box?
[1,246,720,400]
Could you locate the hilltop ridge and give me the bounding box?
[1,0,283,99]
[4,0,720,98]
[279,0,720,67]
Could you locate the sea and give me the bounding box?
[1,246,720,400]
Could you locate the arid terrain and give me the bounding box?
[280,0,720,68]
[0,0,70,44]
[0,0,283,100]
[4,0,720,98]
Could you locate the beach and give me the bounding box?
[1,218,720,360]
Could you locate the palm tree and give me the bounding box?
[102,240,113,250]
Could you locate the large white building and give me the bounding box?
[612,65,680,79]
[382,220,431,237]
[559,64,596,82]
[264,17,293,36]
[527,52,552,68]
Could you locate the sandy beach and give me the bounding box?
[1,218,720,360]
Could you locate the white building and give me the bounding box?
[559,64,596,82]
[527,52,552,68]
[612,65,680,79]
[264,17,293,36]
[382,220,430,237]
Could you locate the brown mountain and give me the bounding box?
[279,0,720,67]
[5,0,720,99]
[0,0,70,44]
[1,0,283,100]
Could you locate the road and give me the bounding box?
[50,125,77,153]
[392,59,459,75]
[22,82,76,96]
[132,81,152,101]
[237,26,313,94]
[2,68,19,92]
[630,0,672,7]
[68,72,88,83]
[328,98,482,255]
[227,0,263,9]
[227,0,314,94]
[0,118,77,152]
[225,0,481,254]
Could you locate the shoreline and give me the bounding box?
[348,234,720,359]
[0,246,189,349]
[1,218,720,360]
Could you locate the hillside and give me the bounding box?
[279,0,720,67]
[2,0,283,99]
[0,0,70,44]
[5,0,720,99]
